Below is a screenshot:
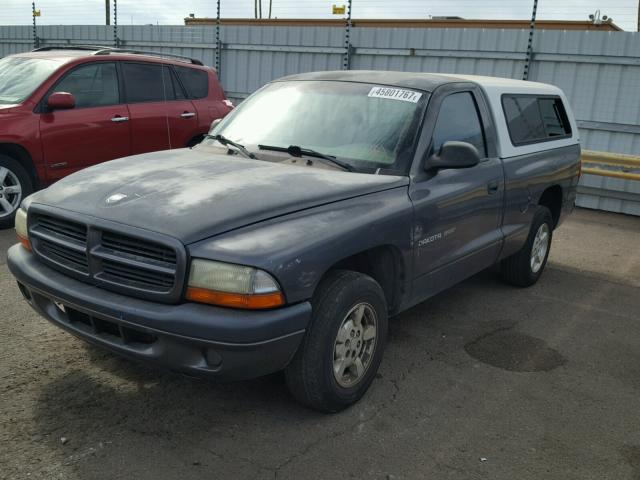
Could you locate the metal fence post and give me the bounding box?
[113,0,119,47]
[522,0,538,80]
[216,0,221,74]
[342,0,353,70]
[31,2,39,49]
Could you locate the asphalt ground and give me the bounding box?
[1,207,639,480]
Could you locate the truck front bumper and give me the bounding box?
[7,245,311,381]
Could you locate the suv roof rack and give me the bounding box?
[31,45,204,66]
[32,45,113,52]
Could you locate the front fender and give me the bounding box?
[188,186,414,304]
[0,111,44,184]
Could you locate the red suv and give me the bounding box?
[0,46,233,227]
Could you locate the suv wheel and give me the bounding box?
[0,155,33,229]
[285,270,388,413]
[500,206,553,287]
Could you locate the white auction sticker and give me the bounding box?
[368,86,422,103]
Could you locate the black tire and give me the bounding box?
[285,270,388,413]
[500,206,553,287]
[0,155,33,229]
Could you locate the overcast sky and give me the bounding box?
[1,0,638,31]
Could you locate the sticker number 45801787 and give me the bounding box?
[368,86,423,103]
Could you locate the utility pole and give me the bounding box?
[254,0,258,19]
[268,0,273,19]
[522,0,538,80]
[105,0,110,25]
[258,0,262,19]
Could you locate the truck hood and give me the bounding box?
[28,148,409,244]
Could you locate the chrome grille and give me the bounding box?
[29,212,183,302]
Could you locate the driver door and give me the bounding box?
[409,86,504,302]
[39,62,131,182]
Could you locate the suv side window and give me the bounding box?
[53,62,119,108]
[174,66,209,99]
[502,95,572,145]
[431,92,487,157]
[122,63,184,103]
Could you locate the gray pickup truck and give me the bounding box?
[8,71,580,412]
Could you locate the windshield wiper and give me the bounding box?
[258,144,354,172]
[207,134,256,159]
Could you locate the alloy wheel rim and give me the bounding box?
[530,223,550,274]
[332,302,378,388]
[0,167,22,219]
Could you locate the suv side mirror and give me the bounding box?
[425,141,481,171]
[47,92,76,111]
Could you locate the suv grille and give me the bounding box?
[29,212,183,302]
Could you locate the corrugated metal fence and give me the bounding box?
[1,25,639,214]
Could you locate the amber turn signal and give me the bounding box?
[185,287,285,310]
[17,234,31,252]
[15,208,31,251]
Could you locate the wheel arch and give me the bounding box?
[538,184,563,229]
[0,143,39,189]
[315,245,407,314]
[186,134,205,148]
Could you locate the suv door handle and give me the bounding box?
[181,112,196,118]
[111,115,129,123]
[487,180,499,195]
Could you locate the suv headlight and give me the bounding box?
[185,259,284,309]
[15,208,31,251]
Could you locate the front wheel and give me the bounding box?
[0,155,33,229]
[500,206,553,287]
[285,270,388,413]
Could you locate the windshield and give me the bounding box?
[0,57,61,105]
[205,80,428,174]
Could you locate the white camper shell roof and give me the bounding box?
[444,74,580,159]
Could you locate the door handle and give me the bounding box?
[487,181,499,195]
[111,115,129,123]
[181,112,196,118]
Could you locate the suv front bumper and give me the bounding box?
[7,245,311,381]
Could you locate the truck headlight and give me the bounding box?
[15,208,31,251]
[185,259,284,309]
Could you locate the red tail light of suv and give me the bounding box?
[0,46,234,228]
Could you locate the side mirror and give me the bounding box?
[425,141,480,171]
[47,92,76,111]
[209,118,222,134]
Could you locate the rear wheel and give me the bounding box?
[0,155,33,229]
[285,270,388,413]
[500,206,553,287]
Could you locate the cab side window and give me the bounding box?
[54,63,119,108]
[431,92,487,157]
